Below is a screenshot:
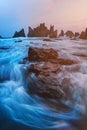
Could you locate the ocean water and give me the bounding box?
[0,37,87,130]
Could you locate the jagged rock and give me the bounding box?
[79,28,87,39]
[26,61,64,99]
[13,28,25,38]
[27,23,57,38]
[65,31,74,38]
[49,25,57,38]
[27,23,49,37]
[28,47,58,62]
[59,30,64,37]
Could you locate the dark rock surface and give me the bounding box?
[13,29,25,38]
[24,47,78,99]
[27,61,64,99]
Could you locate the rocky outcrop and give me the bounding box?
[27,23,57,38]
[23,47,78,99]
[28,47,58,62]
[65,31,74,38]
[79,28,87,39]
[49,25,57,38]
[27,23,49,37]
[13,29,25,38]
[26,61,64,99]
[59,30,64,37]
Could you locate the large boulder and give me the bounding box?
[28,47,58,62]
[26,61,64,99]
[13,28,25,38]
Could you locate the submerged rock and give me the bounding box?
[13,29,25,38]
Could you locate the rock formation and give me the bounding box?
[79,28,87,39]
[59,30,64,37]
[13,28,25,38]
[49,25,57,38]
[23,47,78,99]
[65,31,74,38]
[27,23,57,38]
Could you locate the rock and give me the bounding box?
[27,61,64,99]
[57,58,78,65]
[13,28,25,38]
[27,23,58,38]
[65,31,74,38]
[27,23,49,37]
[59,30,64,37]
[79,28,87,39]
[28,47,58,62]
[49,25,57,38]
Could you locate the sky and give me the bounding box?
[0,0,87,37]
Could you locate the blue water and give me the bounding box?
[0,37,87,130]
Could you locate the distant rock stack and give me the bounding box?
[65,30,74,38]
[49,25,57,38]
[59,30,64,37]
[79,28,87,39]
[27,23,57,38]
[13,28,25,38]
[27,23,49,37]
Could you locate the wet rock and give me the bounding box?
[27,61,64,99]
[13,29,25,38]
[58,58,78,65]
[28,47,58,62]
[65,31,74,38]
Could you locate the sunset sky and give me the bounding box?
[0,0,87,37]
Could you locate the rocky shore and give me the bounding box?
[23,47,78,99]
